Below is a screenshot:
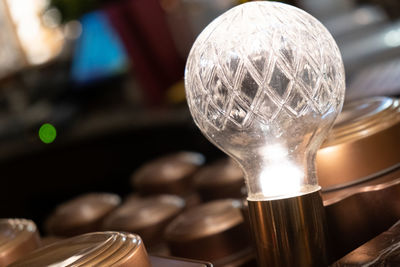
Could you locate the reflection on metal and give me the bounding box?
[194,158,245,201]
[8,232,151,267]
[317,97,400,190]
[45,193,121,237]
[323,169,400,260]
[102,194,185,251]
[131,152,205,196]
[332,218,400,266]
[0,219,41,267]
[248,191,328,267]
[165,199,253,266]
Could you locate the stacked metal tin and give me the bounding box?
[318,97,400,259]
[4,97,399,266]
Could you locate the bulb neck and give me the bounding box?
[247,184,321,201]
[239,150,319,200]
[247,190,329,267]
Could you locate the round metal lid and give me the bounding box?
[8,232,150,267]
[0,219,40,267]
[102,195,185,244]
[131,152,205,196]
[45,193,121,237]
[132,151,204,183]
[194,158,243,187]
[164,199,250,264]
[317,97,400,190]
[194,158,245,201]
[165,199,243,242]
[324,97,400,146]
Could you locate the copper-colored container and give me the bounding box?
[165,199,253,266]
[0,219,41,267]
[194,158,245,201]
[8,231,212,267]
[40,236,63,247]
[324,168,400,260]
[317,97,400,190]
[316,97,400,259]
[8,232,151,267]
[131,151,205,197]
[45,193,121,237]
[150,255,212,267]
[332,220,400,266]
[102,195,185,253]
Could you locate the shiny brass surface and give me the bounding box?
[248,191,328,267]
[40,236,63,247]
[0,219,40,267]
[315,97,400,260]
[131,151,205,196]
[194,158,245,201]
[102,195,185,249]
[323,167,400,260]
[332,220,400,266]
[45,193,121,237]
[323,166,400,205]
[165,199,252,266]
[317,97,400,190]
[165,199,243,242]
[8,232,150,267]
[150,255,213,266]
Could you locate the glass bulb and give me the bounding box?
[185,2,345,201]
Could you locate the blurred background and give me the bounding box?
[0,0,400,232]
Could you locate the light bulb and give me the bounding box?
[185,2,345,201]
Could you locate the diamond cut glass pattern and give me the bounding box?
[269,66,290,98]
[185,2,345,200]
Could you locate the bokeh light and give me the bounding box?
[39,123,57,144]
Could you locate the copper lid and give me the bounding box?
[317,97,400,190]
[333,220,400,266]
[322,167,400,259]
[194,159,245,201]
[165,199,251,264]
[8,232,150,267]
[45,193,121,237]
[150,255,212,267]
[131,152,205,195]
[323,166,400,205]
[0,219,40,266]
[102,195,185,248]
[40,236,63,247]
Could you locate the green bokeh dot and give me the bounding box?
[39,123,57,144]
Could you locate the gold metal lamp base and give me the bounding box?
[248,190,328,267]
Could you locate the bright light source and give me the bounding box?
[184,2,345,201]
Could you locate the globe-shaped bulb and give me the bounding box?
[185,2,345,201]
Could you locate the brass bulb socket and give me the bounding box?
[247,190,328,267]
